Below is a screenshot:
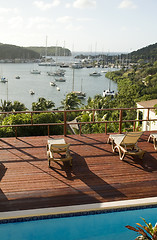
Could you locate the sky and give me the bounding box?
[0,0,157,53]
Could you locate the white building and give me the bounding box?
[136,99,157,131]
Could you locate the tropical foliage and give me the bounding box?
[126,218,157,240]
[32,97,55,111]
[0,100,27,112]
[0,112,63,137]
[61,92,82,110]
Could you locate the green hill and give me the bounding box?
[27,46,71,57]
[0,43,72,60]
[130,42,157,62]
[0,44,40,60]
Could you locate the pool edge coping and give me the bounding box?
[0,196,157,221]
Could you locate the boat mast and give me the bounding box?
[45,36,48,61]
[81,78,83,92]
[7,80,8,101]
[72,68,75,92]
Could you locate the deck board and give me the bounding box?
[0,132,157,212]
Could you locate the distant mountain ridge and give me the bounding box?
[0,43,71,60]
[0,44,40,60]
[27,46,71,57]
[0,42,156,61]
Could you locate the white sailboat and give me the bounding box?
[103,79,115,97]
[72,69,86,99]
[30,69,41,74]
[38,36,56,66]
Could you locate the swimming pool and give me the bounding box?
[0,204,157,240]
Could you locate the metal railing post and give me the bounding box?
[15,127,17,138]
[31,112,33,125]
[119,109,123,133]
[64,111,67,136]
[147,108,150,131]
[93,110,95,122]
[48,125,50,137]
[79,123,82,135]
[105,122,107,134]
[133,121,136,132]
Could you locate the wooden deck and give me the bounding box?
[0,132,157,213]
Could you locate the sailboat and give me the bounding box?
[38,36,55,66]
[71,69,86,99]
[103,78,115,97]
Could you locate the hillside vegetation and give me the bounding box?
[0,43,71,60]
[27,46,71,56]
[130,42,157,62]
[0,44,40,59]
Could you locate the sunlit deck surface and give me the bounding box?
[0,132,157,213]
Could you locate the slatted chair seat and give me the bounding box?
[47,138,72,167]
[148,133,157,150]
[107,132,145,161]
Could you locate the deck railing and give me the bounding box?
[0,107,156,138]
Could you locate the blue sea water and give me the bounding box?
[0,206,157,240]
[0,57,117,110]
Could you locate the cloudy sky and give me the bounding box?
[0,0,157,53]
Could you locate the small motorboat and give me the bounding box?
[56,87,60,91]
[55,77,66,82]
[29,89,35,95]
[50,81,56,86]
[1,77,8,83]
[89,71,101,76]
[30,69,41,74]
[15,76,20,79]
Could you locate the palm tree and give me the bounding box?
[0,100,13,112]
[32,97,55,111]
[12,101,27,111]
[61,93,82,110]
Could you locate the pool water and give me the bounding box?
[0,207,157,240]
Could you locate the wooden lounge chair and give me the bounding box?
[148,133,157,150]
[108,132,145,161]
[47,138,72,167]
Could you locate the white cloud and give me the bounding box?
[118,0,137,9]
[66,23,83,31]
[73,0,96,9]
[33,0,60,10]
[26,17,53,30]
[56,16,73,23]
[77,17,93,22]
[8,16,23,29]
[0,7,18,14]
[65,3,71,8]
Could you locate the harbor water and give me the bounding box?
[0,57,118,110]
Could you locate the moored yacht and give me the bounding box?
[55,77,66,82]
[50,81,56,86]
[29,89,35,95]
[103,89,115,97]
[0,77,8,83]
[89,71,101,76]
[30,69,41,74]
[72,91,86,99]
